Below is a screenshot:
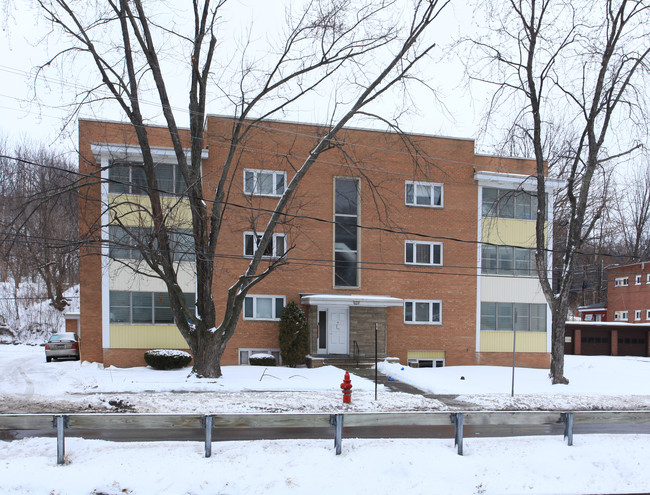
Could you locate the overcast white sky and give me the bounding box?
[0,1,484,158]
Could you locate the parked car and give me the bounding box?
[45,332,80,362]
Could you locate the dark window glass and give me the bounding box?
[335,217,357,251]
[131,166,147,194]
[498,246,514,275]
[335,251,358,287]
[335,178,358,215]
[482,245,497,274]
[514,303,530,331]
[405,302,413,322]
[132,292,152,323]
[482,188,498,217]
[109,291,131,323]
[415,244,431,264]
[154,292,173,323]
[318,311,327,349]
[497,303,513,330]
[109,165,130,194]
[405,183,414,204]
[155,163,174,193]
[244,297,253,318]
[480,302,496,330]
[405,243,414,263]
[275,297,285,319]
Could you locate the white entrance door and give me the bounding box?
[327,307,349,354]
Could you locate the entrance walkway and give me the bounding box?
[341,365,480,409]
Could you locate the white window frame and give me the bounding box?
[243,295,285,321]
[647,309,650,320]
[647,274,650,284]
[634,310,642,321]
[614,310,628,321]
[243,232,285,258]
[635,275,642,285]
[615,277,629,287]
[244,169,286,197]
[404,241,443,266]
[405,181,443,208]
[404,300,442,325]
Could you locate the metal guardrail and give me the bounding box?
[2,410,650,464]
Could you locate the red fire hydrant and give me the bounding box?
[340,370,352,403]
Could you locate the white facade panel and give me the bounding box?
[480,276,547,304]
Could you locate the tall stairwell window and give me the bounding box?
[334,178,359,287]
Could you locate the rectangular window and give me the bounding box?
[334,178,359,287]
[482,187,541,220]
[647,310,650,320]
[482,245,535,276]
[614,311,628,321]
[647,274,650,284]
[480,302,547,332]
[635,275,642,285]
[244,169,286,196]
[243,232,286,258]
[108,161,187,195]
[109,291,195,324]
[405,181,443,208]
[404,300,442,324]
[405,241,442,266]
[243,295,285,321]
[635,310,642,321]
[109,226,193,261]
[615,277,629,287]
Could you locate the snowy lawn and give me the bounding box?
[1,344,650,412]
[2,435,650,495]
[2,344,650,494]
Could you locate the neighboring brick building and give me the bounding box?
[565,262,650,357]
[78,116,562,369]
[608,262,650,323]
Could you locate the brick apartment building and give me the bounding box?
[78,116,562,369]
[566,261,650,357]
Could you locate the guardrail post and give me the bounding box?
[202,415,213,458]
[53,415,69,465]
[330,414,344,455]
[451,413,464,455]
[562,412,574,446]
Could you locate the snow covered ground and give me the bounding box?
[2,344,650,494]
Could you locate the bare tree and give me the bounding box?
[613,162,650,262]
[465,0,650,383]
[38,0,449,377]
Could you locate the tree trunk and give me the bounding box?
[189,328,224,378]
[549,297,570,384]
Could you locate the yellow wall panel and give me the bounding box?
[108,194,193,227]
[110,324,190,349]
[480,331,547,353]
[482,218,547,248]
[407,350,446,359]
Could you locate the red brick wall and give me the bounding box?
[607,263,650,322]
[80,116,545,368]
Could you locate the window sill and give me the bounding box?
[405,203,443,209]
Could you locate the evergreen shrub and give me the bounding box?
[278,301,308,367]
[249,353,276,366]
[144,349,192,370]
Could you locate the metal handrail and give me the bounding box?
[2,410,649,464]
[353,340,360,367]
